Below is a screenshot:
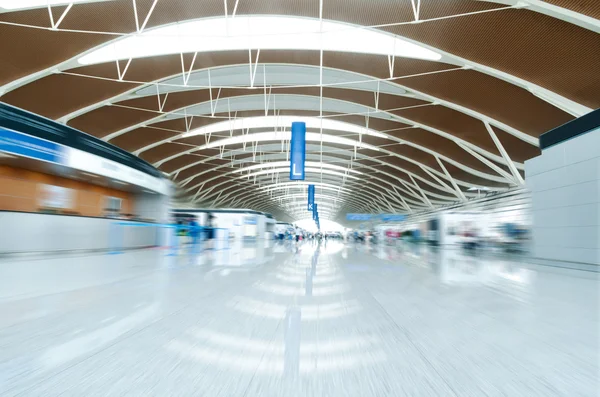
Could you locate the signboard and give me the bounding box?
[313,204,318,220]
[346,213,406,222]
[289,122,306,180]
[38,184,73,209]
[66,148,169,195]
[346,213,372,221]
[307,184,315,211]
[379,214,406,222]
[0,127,66,164]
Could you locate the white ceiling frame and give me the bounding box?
[480,0,600,34]
[434,157,467,202]
[456,141,518,185]
[132,0,158,34]
[47,2,73,30]
[234,190,382,213]
[200,173,435,212]
[484,121,525,185]
[123,93,525,173]
[2,13,590,118]
[156,128,511,185]
[184,158,456,205]
[172,146,481,195]
[180,154,459,205]
[54,62,538,154]
[194,175,429,211]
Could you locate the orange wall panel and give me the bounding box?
[0,164,133,217]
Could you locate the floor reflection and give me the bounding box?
[0,240,597,396]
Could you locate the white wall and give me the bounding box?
[134,182,172,223]
[0,212,159,253]
[525,127,600,266]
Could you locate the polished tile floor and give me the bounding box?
[0,240,598,396]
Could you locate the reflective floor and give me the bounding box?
[0,240,598,396]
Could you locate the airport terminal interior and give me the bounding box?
[0,1,598,396]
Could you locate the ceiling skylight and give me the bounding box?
[182,116,387,139]
[233,161,363,175]
[200,131,379,151]
[78,16,441,65]
[238,167,360,180]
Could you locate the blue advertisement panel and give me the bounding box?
[289,122,306,180]
[312,204,318,220]
[0,127,65,164]
[346,213,372,221]
[379,214,406,222]
[346,213,406,222]
[307,184,315,211]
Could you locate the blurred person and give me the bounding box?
[206,212,215,249]
[188,217,201,254]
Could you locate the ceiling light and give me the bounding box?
[181,116,386,139]
[78,16,441,65]
[233,161,362,175]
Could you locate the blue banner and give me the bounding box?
[313,204,318,220]
[346,213,406,222]
[346,213,372,221]
[307,184,315,211]
[289,122,306,180]
[379,214,406,222]
[0,127,65,164]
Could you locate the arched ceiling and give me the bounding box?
[0,0,598,222]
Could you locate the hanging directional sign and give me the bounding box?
[289,121,306,180]
[307,184,315,211]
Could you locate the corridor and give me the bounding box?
[0,242,598,396]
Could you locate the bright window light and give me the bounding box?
[200,131,379,152]
[295,219,345,232]
[233,161,362,175]
[274,193,346,202]
[181,116,387,139]
[0,0,110,10]
[78,16,441,65]
[238,167,360,180]
[259,182,351,193]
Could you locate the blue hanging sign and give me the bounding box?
[307,184,315,211]
[313,203,318,220]
[289,122,306,180]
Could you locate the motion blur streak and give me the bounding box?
[0,240,598,396]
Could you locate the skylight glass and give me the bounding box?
[200,131,379,152]
[78,16,441,65]
[182,116,386,139]
[238,167,360,180]
[233,161,362,175]
[259,182,351,193]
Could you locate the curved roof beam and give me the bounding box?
[240,181,422,214]
[181,155,468,204]
[157,129,512,184]
[194,175,426,211]
[62,63,539,148]
[480,0,600,33]
[173,145,494,195]
[196,171,446,210]
[238,191,397,214]
[112,93,525,170]
[0,15,589,117]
